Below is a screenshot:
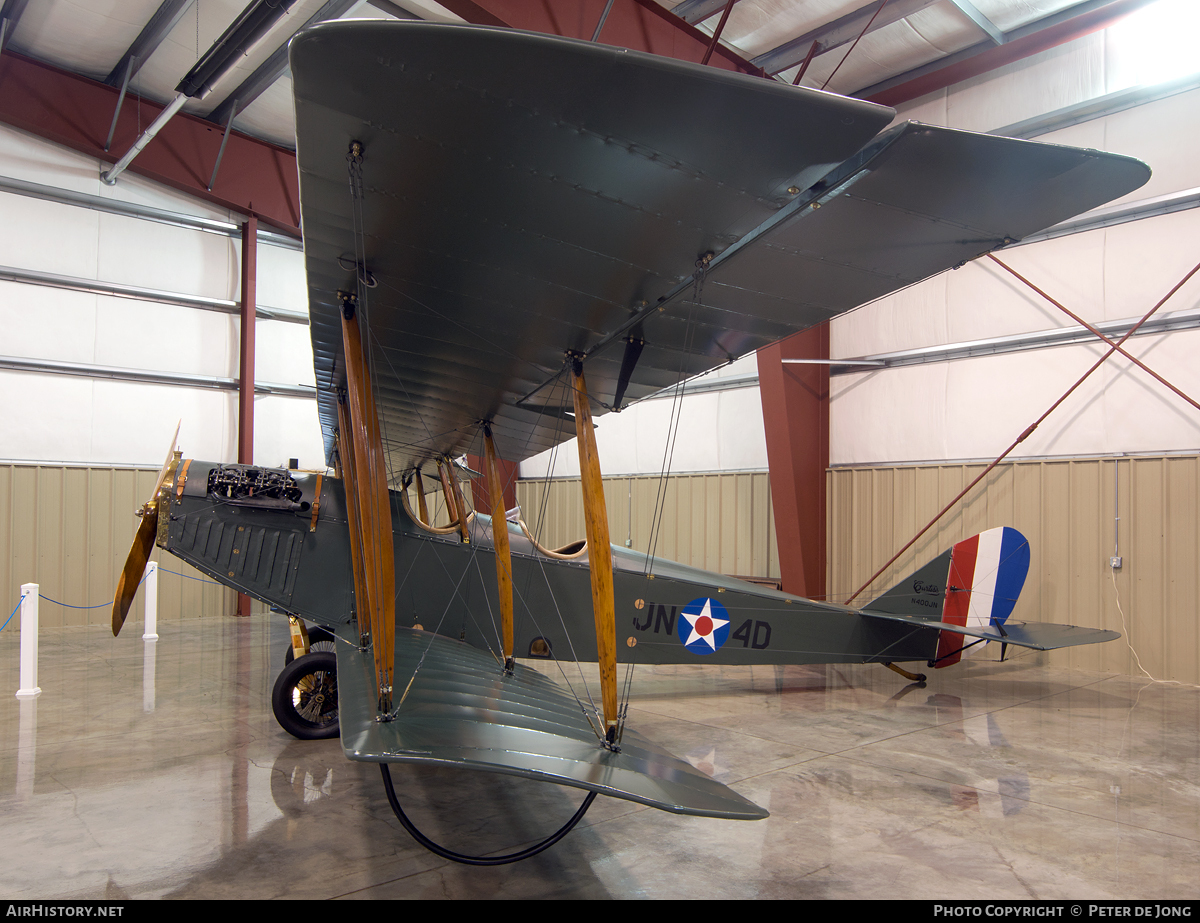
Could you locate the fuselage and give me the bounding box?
[165,461,940,667]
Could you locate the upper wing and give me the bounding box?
[291,21,1150,472]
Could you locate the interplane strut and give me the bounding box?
[570,359,619,737]
[339,291,396,713]
[483,424,515,666]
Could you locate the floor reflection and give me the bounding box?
[0,615,1197,898]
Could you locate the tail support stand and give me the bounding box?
[884,662,927,683]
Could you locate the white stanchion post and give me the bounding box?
[143,561,159,641]
[16,583,40,698]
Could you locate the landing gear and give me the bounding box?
[272,652,339,740]
[284,626,336,664]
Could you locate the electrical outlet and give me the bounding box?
[1110,556,1122,569]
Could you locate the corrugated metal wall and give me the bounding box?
[0,465,234,629]
[829,455,1200,683]
[7,457,1192,688]
[514,472,779,581]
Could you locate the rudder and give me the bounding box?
[934,527,1030,667]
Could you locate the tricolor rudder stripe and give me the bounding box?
[933,527,1031,667]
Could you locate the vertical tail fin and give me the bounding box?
[864,527,1031,668]
[934,527,1030,667]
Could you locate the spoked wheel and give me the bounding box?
[284,626,336,665]
[272,651,339,740]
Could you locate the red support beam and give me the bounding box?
[0,51,300,233]
[438,0,764,75]
[237,216,257,619]
[467,452,518,513]
[757,325,829,600]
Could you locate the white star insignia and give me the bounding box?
[680,598,729,650]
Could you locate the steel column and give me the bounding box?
[237,216,257,619]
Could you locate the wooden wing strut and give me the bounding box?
[483,424,514,665]
[436,458,470,543]
[336,399,370,650]
[339,292,396,714]
[413,467,430,526]
[570,360,619,737]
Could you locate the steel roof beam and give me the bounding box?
[947,0,1005,45]
[670,0,728,25]
[0,51,300,231]
[854,0,1158,106]
[176,0,297,99]
[750,0,938,77]
[104,0,195,86]
[103,0,297,185]
[207,0,364,130]
[0,0,29,53]
[437,0,763,75]
[991,70,1200,139]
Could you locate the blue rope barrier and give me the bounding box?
[38,594,111,610]
[4,564,223,629]
[2,597,23,632]
[158,566,222,585]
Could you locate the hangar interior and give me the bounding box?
[1,0,1198,899]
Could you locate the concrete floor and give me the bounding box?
[1,613,1197,900]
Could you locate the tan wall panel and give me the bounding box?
[829,456,1200,683]
[515,472,780,582]
[1,465,234,630]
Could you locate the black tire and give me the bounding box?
[284,626,336,665]
[272,651,339,740]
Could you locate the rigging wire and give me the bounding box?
[522,371,605,737]
[643,258,705,578]
[820,0,891,92]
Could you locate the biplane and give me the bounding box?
[111,21,1142,864]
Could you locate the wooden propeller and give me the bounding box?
[111,424,180,637]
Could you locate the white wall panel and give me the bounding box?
[257,244,307,312]
[832,328,1200,465]
[252,396,327,470]
[0,122,107,192]
[89,385,235,465]
[0,372,96,462]
[0,192,101,277]
[96,212,238,301]
[942,34,1106,133]
[0,283,98,362]
[1086,89,1200,203]
[1103,208,1200,311]
[835,34,1200,469]
[92,297,240,378]
[520,380,769,479]
[255,320,318,386]
[0,123,322,469]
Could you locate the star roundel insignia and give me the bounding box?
[677,597,731,655]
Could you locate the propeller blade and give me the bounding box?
[112,511,156,637]
[152,421,181,497]
[112,422,181,637]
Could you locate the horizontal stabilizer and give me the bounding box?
[858,611,1119,651]
[335,625,768,821]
